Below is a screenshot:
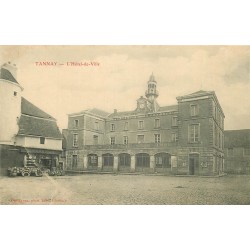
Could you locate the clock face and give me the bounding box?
[139,102,145,109]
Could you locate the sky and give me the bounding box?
[0,45,250,130]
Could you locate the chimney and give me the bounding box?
[1,62,18,80]
[114,109,117,114]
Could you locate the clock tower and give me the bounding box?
[145,73,159,112]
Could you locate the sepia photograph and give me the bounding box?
[0,45,250,205]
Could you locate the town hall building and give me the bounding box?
[64,74,225,176]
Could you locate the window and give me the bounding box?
[73,134,78,147]
[172,116,178,126]
[93,135,98,145]
[40,137,45,144]
[110,123,115,131]
[74,119,79,128]
[154,134,161,143]
[219,132,221,148]
[214,106,217,120]
[172,133,178,142]
[244,148,250,155]
[137,135,144,144]
[94,121,99,130]
[14,91,17,96]
[189,124,200,142]
[123,136,128,145]
[138,120,144,130]
[110,137,115,145]
[124,121,129,131]
[214,126,218,146]
[155,118,160,128]
[190,104,198,116]
[228,148,234,156]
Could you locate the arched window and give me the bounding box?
[136,153,150,167]
[119,153,131,167]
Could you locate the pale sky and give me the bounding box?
[0,45,250,130]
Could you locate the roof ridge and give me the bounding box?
[21,97,56,120]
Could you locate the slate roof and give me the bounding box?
[158,105,178,112]
[21,97,55,120]
[177,90,214,99]
[70,108,110,118]
[18,97,62,139]
[86,108,110,118]
[62,129,68,149]
[108,104,178,118]
[224,130,250,148]
[108,110,137,118]
[0,68,19,84]
[18,115,62,139]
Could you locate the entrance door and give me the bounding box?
[189,154,199,175]
[72,155,77,169]
[51,159,56,168]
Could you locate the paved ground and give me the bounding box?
[0,174,250,205]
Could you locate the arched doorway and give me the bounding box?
[87,154,98,170]
[135,153,150,172]
[155,153,171,172]
[102,153,114,172]
[118,153,131,172]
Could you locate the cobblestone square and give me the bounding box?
[0,174,250,205]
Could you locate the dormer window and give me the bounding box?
[14,91,17,96]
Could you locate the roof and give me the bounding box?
[86,108,110,118]
[0,68,19,84]
[108,110,136,118]
[21,97,55,120]
[177,90,214,99]
[158,105,178,112]
[148,73,156,82]
[69,108,110,118]
[177,90,225,117]
[18,115,62,139]
[108,104,178,118]
[224,130,250,148]
[62,129,68,149]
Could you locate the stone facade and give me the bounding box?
[64,74,225,176]
[224,130,250,174]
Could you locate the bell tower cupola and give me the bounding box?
[145,73,159,102]
[145,73,159,112]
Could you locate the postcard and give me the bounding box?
[0,45,250,205]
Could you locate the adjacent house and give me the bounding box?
[224,129,250,174]
[0,62,63,175]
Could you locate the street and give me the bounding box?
[0,174,249,205]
